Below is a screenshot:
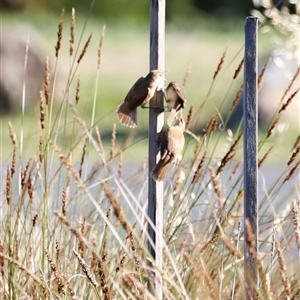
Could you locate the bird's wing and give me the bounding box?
[171,82,186,108]
[125,77,149,109]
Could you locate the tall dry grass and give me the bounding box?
[1,7,299,300]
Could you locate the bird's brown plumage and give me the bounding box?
[152,117,185,181]
[165,81,187,127]
[116,70,164,128]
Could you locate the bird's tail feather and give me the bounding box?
[116,103,137,128]
[152,157,170,181]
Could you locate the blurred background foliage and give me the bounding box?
[0,0,299,160]
[0,0,260,20]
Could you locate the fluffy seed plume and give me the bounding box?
[77,33,93,64]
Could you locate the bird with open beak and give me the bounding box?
[165,81,187,127]
[152,116,185,181]
[116,70,164,128]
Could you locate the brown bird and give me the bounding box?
[152,117,185,182]
[165,81,187,127]
[116,70,164,128]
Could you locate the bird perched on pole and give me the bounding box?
[116,70,164,128]
[152,116,185,182]
[165,81,187,127]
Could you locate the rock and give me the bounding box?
[0,24,47,113]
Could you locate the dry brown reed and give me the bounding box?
[32,214,38,227]
[8,122,17,178]
[39,134,43,163]
[0,251,41,284]
[267,115,280,138]
[61,187,67,216]
[258,142,276,167]
[213,48,227,80]
[118,151,123,178]
[216,132,242,175]
[278,88,299,113]
[0,239,4,277]
[276,241,292,298]
[77,33,93,64]
[98,25,106,69]
[209,166,221,200]
[233,59,244,79]
[258,57,271,90]
[229,160,242,181]
[173,167,183,197]
[283,160,300,183]
[46,250,65,294]
[231,83,243,111]
[67,279,77,300]
[78,218,87,257]
[116,253,127,272]
[55,239,61,261]
[6,167,11,205]
[95,126,105,159]
[70,8,75,56]
[291,200,300,251]
[55,8,64,57]
[39,91,45,129]
[287,144,300,166]
[100,181,141,282]
[43,57,50,104]
[75,75,80,104]
[110,123,116,160]
[280,67,300,103]
[203,114,219,134]
[73,249,98,287]
[182,63,192,89]
[245,219,272,300]
[185,105,193,129]
[79,137,88,178]
[192,151,206,184]
[220,234,242,259]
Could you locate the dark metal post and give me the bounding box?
[148,0,165,298]
[243,16,258,298]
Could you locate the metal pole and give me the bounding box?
[148,0,165,298]
[243,16,258,299]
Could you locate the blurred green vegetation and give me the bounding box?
[1,2,298,162]
[1,0,255,21]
